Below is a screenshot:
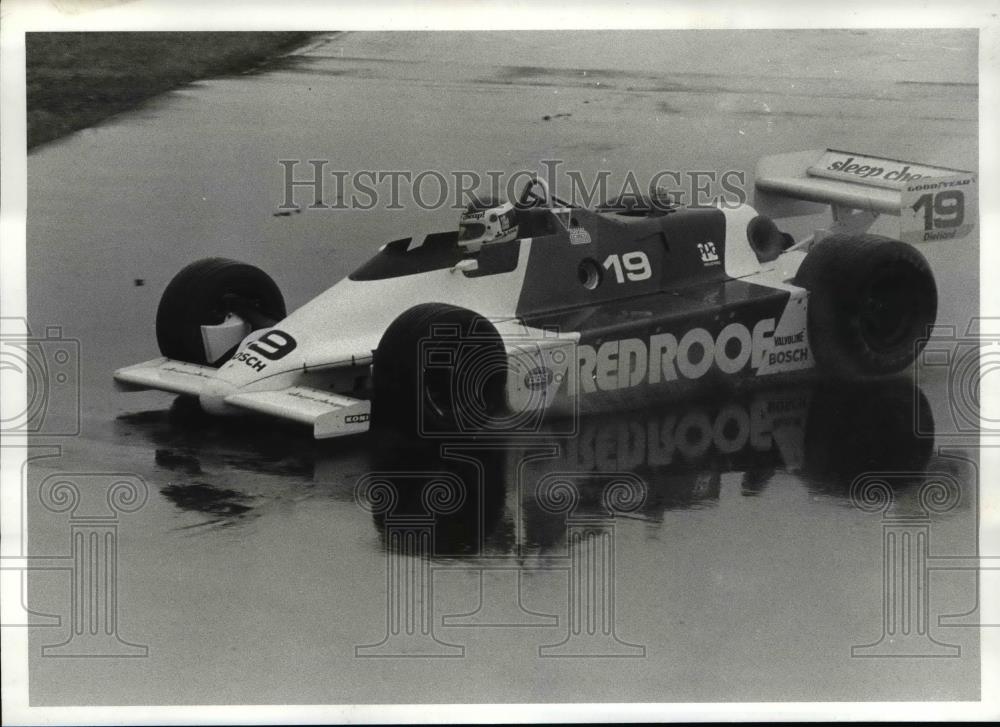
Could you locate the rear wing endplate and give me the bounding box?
[754,149,977,244]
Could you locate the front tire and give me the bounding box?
[794,234,936,378]
[371,303,508,435]
[155,257,286,366]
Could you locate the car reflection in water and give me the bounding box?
[340,378,947,657]
[119,377,936,541]
[361,378,936,556]
[116,397,367,527]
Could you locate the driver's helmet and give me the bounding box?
[457,196,518,252]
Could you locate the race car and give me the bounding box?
[114,149,977,439]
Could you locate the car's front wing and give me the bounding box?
[113,357,371,438]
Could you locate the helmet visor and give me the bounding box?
[458,222,486,242]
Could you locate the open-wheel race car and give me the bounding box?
[114,149,977,438]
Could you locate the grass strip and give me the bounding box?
[26,31,317,148]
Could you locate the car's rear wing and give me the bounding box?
[754,149,977,245]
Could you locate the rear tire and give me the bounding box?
[371,303,507,435]
[155,258,286,366]
[794,234,936,378]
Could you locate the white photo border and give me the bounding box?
[1,0,997,723]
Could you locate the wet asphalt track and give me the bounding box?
[23,30,981,704]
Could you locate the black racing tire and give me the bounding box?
[371,303,508,435]
[794,234,936,378]
[155,257,286,366]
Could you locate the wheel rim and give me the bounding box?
[423,363,455,420]
[420,342,506,425]
[859,269,916,353]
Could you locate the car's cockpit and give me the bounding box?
[349,177,568,281]
[348,175,673,282]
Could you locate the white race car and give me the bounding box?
[114,149,976,439]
